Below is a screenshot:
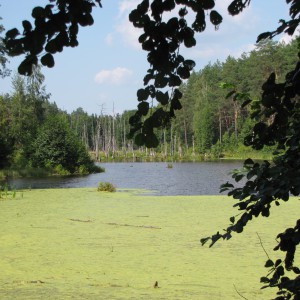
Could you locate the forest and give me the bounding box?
[1,37,298,175]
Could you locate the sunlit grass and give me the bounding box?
[0,188,298,299]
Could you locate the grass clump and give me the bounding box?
[0,184,19,200]
[97,182,116,192]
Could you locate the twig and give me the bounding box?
[69,218,93,223]
[256,232,270,260]
[233,284,249,300]
[106,222,161,229]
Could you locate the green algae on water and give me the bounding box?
[0,188,299,299]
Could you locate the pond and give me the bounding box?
[8,161,245,195]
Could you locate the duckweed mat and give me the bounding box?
[0,188,299,299]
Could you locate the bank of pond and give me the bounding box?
[2,161,247,195]
[0,188,298,299]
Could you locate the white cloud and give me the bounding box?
[187,43,255,65]
[118,0,140,17]
[105,33,114,46]
[115,0,143,49]
[279,33,294,44]
[94,67,133,85]
[116,18,142,49]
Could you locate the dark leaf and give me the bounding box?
[200,237,210,246]
[156,91,169,105]
[183,59,196,70]
[41,53,55,68]
[256,32,272,43]
[137,88,149,101]
[134,133,145,146]
[177,66,190,79]
[22,21,32,33]
[169,74,182,87]
[178,7,188,17]
[154,74,168,88]
[228,0,249,16]
[183,36,196,48]
[265,259,274,268]
[260,277,270,283]
[171,97,182,110]
[241,99,252,108]
[32,6,45,19]
[6,28,20,39]
[138,101,149,116]
[225,90,236,99]
[233,174,244,182]
[192,10,206,32]
[292,267,300,274]
[18,55,37,76]
[199,0,215,10]
[210,10,222,26]
[145,132,159,148]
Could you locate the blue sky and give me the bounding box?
[1,0,294,115]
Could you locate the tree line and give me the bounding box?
[0,67,101,175]
[1,38,299,174]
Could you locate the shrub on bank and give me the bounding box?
[97,182,116,192]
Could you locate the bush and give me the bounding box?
[97,182,116,192]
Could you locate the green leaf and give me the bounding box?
[220,82,235,89]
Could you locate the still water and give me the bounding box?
[9,161,244,195]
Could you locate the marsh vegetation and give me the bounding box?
[0,188,299,299]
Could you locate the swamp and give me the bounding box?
[0,187,299,299]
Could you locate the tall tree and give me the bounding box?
[0,16,10,78]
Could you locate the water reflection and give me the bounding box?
[8,161,245,196]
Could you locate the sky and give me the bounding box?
[0,0,295,115]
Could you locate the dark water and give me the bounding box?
[8,161,244,195]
